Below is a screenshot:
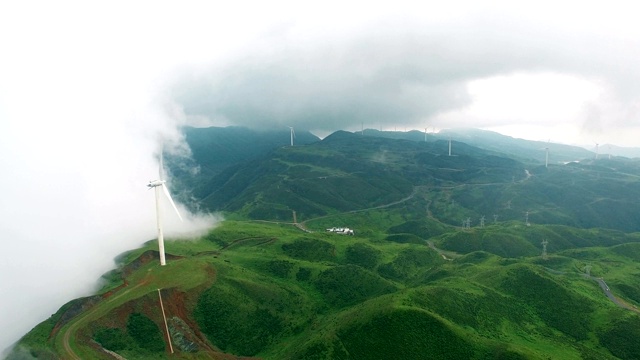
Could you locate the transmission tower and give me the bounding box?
[525,211,530,226]
[506,200,511,209]
[466,218,471,229]
[479,215,485,228]
[493,214,498,223]
[541,239,548,260]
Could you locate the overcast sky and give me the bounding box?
[1,0,639,353]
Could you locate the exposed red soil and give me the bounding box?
[50,243,276,359]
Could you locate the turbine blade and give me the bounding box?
[162,183,183,222]
[159,149,164,180]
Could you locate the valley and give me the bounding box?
[8,127,640,360]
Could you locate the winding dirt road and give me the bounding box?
[60,281,147,359]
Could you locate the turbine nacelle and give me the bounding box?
[147,179,165,188]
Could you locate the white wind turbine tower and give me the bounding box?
[544,142,550,168]
[289,126,295,146]
[544,146,549,168]
[148,151,183,266]
[424,127,428,142]
[594,143,599,159]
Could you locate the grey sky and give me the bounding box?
[171,2,640,144]
[1,0,640,353]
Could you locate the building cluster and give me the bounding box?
[326,227,354,235]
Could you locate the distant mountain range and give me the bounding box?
[9,125,640,360]
[172,126,640,232]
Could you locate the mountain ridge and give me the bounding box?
[8,126,640,360]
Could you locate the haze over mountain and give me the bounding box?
[3,1,640,356]
[9,126,640,359]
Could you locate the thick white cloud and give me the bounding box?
[2,0,640,353]
[0,1,227,351]
[171,1,640,145]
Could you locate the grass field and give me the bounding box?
[11,217,640,360]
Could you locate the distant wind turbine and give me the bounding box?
[544,147,549,168]
[424,127,428,142]
[448,136,452,156]
[543,141,550,168]
[147,151,183,266]
[289,126,295,146]
[594,142,599,159]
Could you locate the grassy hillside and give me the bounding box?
[11,218,640,360]
[10,129,640,359]
[166,126,320,204]
[365,127,595,165]
[179,130,640,233]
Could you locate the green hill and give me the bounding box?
[167,126,320,202]
[364,127,595,165]
[9,127,640,360]
[12,220,640,359]
[184,129,640,233]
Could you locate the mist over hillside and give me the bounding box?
[9,126,640,360]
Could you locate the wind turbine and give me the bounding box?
[424,127,428,142]
[148,151,183,266]
[544,146,549,168]
[594,142,599,159]
[289,126,295,146]
[448,136,452,156]
[543,141,550,168]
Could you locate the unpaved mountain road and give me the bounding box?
[60,280,148,359]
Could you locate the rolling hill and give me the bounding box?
[8,127,640,360]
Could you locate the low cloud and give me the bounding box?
[0,58,220,353]
[171,9,640,143]
[3,1,640,353]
